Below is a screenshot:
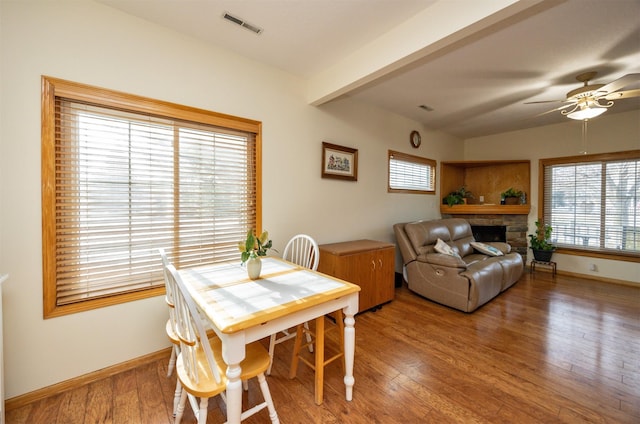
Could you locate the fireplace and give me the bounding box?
[471,225,506,243]
[441,213,528,260]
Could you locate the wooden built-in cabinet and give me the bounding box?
[440,160,531,215]
[317,240,395,313]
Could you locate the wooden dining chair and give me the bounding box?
[266,234,318,375]
[158,248,183,415]
[289,309,345,405]
[278,235,345,404]
[158,249,179,376]
[166,263,280,424]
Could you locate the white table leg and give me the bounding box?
[343,311,356,401]
[223,335,245,424]
[225,363,242,423]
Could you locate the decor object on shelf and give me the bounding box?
[525,71,640,121]
[528,220,556,262]
[501,187,523,205]
[443,186,474,207]
[394,218,523,312]
[410,130,421,148]
[321,142,358,181]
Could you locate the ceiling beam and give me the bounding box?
[306,0,564,106]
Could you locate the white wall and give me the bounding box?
[464,110,640,284]
[0,1,462,398]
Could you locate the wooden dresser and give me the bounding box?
[317,240,395,313]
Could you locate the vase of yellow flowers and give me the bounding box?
[238,229,274,279]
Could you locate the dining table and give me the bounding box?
[177,256,360,424]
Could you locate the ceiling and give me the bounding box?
[98,0,640,139]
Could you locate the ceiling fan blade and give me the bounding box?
[603,88,640,100]
[524,99,566,105]
[595,73,640,95]
[534,102,577,117]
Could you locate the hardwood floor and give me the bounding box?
[7,271,639,423]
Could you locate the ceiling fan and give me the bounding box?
[527,71,640,120]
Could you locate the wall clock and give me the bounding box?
[410,130,421,148]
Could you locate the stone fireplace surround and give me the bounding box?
[441,213,528,262]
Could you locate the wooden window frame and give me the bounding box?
[538,150,639,263]
[41,76,262,318]
[388,150,437,194]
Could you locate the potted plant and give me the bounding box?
[238,229,275,279]
[443,186,474,207]
[501,187,523,205]
[528,220,556,262]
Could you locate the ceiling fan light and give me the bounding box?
[566,106,607,120]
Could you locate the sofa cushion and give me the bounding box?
[446,219,474,240]
[497,253,525,291]
[462,260,504,310]
[405,220,452,251]
[470,241,504,257]
[463,253,490,266]
[434,238,460,257]
[422,253,467,269]
[451,235,475,257]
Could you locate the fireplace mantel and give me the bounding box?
[440,204,530,215]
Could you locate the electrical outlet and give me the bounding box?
[589,263,597,272]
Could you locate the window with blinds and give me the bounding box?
[541,150,639,260]
[388,150,436,194]
[41,76,261,317]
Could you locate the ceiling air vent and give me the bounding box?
[222,12,263,35]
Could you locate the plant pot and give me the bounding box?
[247,256,262,279]
[531,248,554,262]
[504,197,519,205]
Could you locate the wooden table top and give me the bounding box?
[178,257,360,333]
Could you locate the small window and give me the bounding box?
[388,150,436,194]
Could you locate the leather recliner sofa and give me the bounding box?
[393,218,523,312]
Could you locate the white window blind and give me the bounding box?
[542,151,639,256]
[388,150,436,193]
[42,77,260,316]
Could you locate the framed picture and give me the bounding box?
[321,142,358,181]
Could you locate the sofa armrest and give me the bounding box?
[420,253,468,269]
[394,222,418,265]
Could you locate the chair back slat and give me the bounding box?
[283,234,319,271]
[165,263,222,386]
[158,248,175,306]
[159,248,179,336]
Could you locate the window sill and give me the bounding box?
[556,247,640,263]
